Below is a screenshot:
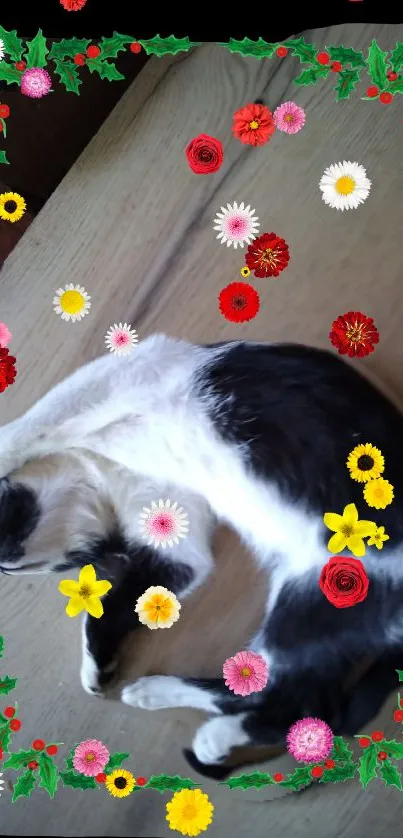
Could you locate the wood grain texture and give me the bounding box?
[1,24,403,837]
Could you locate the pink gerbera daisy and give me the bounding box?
[286,717,334,763]
[105,323,139,356]
[273,101,306,134]
[20,67,52,99]
[0,322,12,348]
[223,650,268,696]
[73,739,110,776]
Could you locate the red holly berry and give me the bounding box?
[311,766,324,778]
[3,707,14,718]
[15,60,26,71]
[95,772,106,783]
[0,105,10,118]
[276,47,288,58]
[387,71,398,81]
[86,45,101,58]
[74,54,86,65]
[400,698,403,709]
[380,91,393,104]
[378,751,388,761]
[46,744,58,755]
[394,710,403,722]
[130,42,142,54]
[366,85,379,97]
[325,759,336,769]
[0,748,3,760]
[317,52,330,65]
[371,731,384,742]
[136,776,147,786]
[32,739,45,751]
[10,719,21,731]
[273,772,284,782]
[28,761,38,770]
[331,61,342,72]
[359,737,372,748]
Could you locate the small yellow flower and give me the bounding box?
[53,283,91,322]
[135,585,181,630]
[240,266,251,277]
[367,525,390,550]
[0,192,26,223]
[346,442,385,483]
[105,769,136,798]
[58,564,112,618]
[166,788,214,836]
[323,502,376,557]
[363,478,394,510]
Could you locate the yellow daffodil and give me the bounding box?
[363,478,394,510]
[323,502,376,557]
[58,564,112,618]
[166,788,214,836]
[346,442,385,483]
[367,525,390,550]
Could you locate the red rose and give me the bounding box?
[319,556,369,608]
[185,134,223,175]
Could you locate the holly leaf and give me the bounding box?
[3,749,37,770]
[0,118,6,139]
[145,774,198,793]
[223,771,274,789]
[139,35,201,57]
[383,740,403,759]
[25,29,48,69]
[294,65,330,86]
[281,766,312,790]
[380,759,403,790]
[319,762,356,783]
[286,37,317,64]
[0,27,24,62]
[331,736,354,762]
[49,38,91,61]
[98,32,133,59]
[329,45,365,68]
[386,78,403,94]
[86,58,125,81]
[335,68,361,101]
[358,745,378,788]
[390,43,403,72]
[396,670,403,682]
[0,675,16,694]
[59,770,98,790]
[12,768,37,802]
[0,62,23,85]
[53,59,82,94]
[0,721,12,750]
[38,752,59,798]
[367,39,389,90]
[0,149,8,165]
[64,747,76,772]
[105,752,130,773]
[221,37,277,59]
[0,637,4,658]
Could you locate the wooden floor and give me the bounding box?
[1,23,403,837]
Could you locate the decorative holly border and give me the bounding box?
[0,29,402,166]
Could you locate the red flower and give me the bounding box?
[232,103,276,147]
[185,134,223,175]
[319,556,369,608]
[219,282,260,323]
[59,0,87,9]
[0,348,17,393]
[245,232,290,278]
[329,311,379,358]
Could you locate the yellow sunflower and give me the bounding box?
[105,769,136,798]
[323,502,376,557]
[166,788,214,836]
[58,564,112,618]
[367,525,389,550]
[363,478,394,510]
[0,192,26,223]
[240,266,251,277]
[135,585,181,630]
[346,443,385,483]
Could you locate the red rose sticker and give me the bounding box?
[319,556,369,608]
[185,134,224,175]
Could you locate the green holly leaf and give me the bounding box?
[53,59,82,94]
[380,759,403,790]
[0,118,6,139]
[25,29,48,69]
[0,676,17,694]
[59,770,98,790]
[223,771,274,789]
[319,762,356,783]
[383,740,403,759]
[281,766,312,791]
[294,65,330,86]
[3,749,37,770]
[12,768,37,802]
[335,68,361,101]
[63,747,76,772]
[0,62,23,85]
[286,37,317,64]
[386,78,403,94]
[86,58,125,81]
[105,752,130,773]
[329,45,366,68]
[38,752,59,798]
[0,637,4,658]
[331,737,354,762]
[0,27,24,61]
[49,38,91,61]
[145,774,198,793]
[139,35,201,57]
[0,721,12,750]
[367,39,389,90]
[98,32,133,59]
[358,745,378,788]
[396,670,403,682]
[390,43,403,72]
[221,37,277,59]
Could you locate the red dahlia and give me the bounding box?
[329,311,379,358]
[0,348,17,392]
[232,103,276,147]
[59,0,87,9]
[218,282,260,323]
[245,232,290,278]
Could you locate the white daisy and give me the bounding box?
[139,499,189,549]
[319,161,371,211]
[105,323,138,356]
[53,284,91,322]
[0,772,4,795]
[0,40,5,62]
[213,201,260,248]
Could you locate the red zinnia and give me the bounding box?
[59,0,87,9]
[245,232,290,278]
[232,103,276,147]
[329,311,379,358]
[218,282,260,323]
[0,348,17,392]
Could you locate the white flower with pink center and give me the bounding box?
[20,67,52,99]
[139,499,189,549]
[213,201,259,249]
[105,323,139,355]
[286,717,334,763]
[273,101,306,134]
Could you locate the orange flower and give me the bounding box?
[232,103,276,147]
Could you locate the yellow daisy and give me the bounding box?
[323,502,376,557]
[346,443,385,483]
[240,266,251,277]
[135,585,181,630]
[105,769,136,798]
[58,564,112,618]
[166,788,214,836]
[367,525,390,550]
[363,478,394,510]
[0,192,26,223]
[53,283,91,322]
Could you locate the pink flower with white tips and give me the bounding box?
[20,67,52,99]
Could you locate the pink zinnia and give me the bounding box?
[73,738,110,776]
[286,717,333,763]
[20,67,52,99]
[223,650,268,696]
[0,322,12,348]
[273,101,306,134]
